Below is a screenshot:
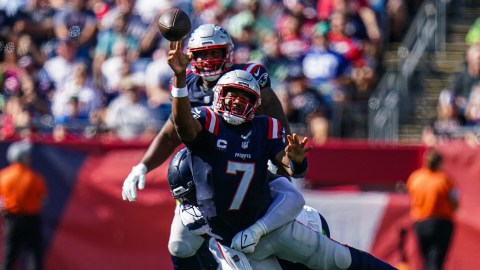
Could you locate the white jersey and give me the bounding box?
[181,204,341,270]
[179,204,326,237]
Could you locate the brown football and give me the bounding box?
[157,8,192,41]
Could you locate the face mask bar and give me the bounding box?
[215,86,258,122]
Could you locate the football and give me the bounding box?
[157,8,192,41]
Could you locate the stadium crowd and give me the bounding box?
[0,0,417,144]
[422,41,480,147]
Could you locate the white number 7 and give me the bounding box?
[226,161,255,210]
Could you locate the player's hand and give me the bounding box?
[168,40,190,75]
[122,163,147,201]
[285,133,311,164]
[231,222,267,253]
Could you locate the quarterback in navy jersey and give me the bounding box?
[187,106,287,245]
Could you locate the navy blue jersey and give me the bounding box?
[184,107,285,245]
[177,63,272,107]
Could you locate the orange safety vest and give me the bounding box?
[0,163,47,215]
[406,168,456,221]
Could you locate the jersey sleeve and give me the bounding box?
[184,106,220,150]
[264,116,286,162]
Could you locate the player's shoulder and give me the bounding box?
[253,115,284,139]
[186,70,201,87]
[232,62,267,76]
[231,62,270,88]
[195,106,223,136]
[191,105,210,117]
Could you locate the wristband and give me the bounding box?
[171,86,188,98]
[290,158,308,178]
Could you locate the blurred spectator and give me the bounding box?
[406,149,459,270]
[0,0,27,17]
[464,84,480,126]
[90,0,110,22]
[93,7,156,90]
[2,37,26,96]
[104,77,161,141]
[422,89,464,147]
[94,11,137,88]
[52,62,101,125]
[191,0,230,26]
[13,0,56,65]
[466,17,480,46]
[133,0,172,24]
[231,24,257,64]
[451,44,480,113]
[350,63,376,101]
[0,140,48,270]
[15,34,45,71]
[226,0,276,46]
[384,0,409,42]
[283,0,317,21]
[99,40,133,93]
[278,64,331,136]
[99,0,135,30]
[275,11,310,60]
[327,11,368,68]
[40,38,80,92]
[317,0,381,43]
[144,47,173,122]
[53,0,98,62]
[52,96,91,141]
[301,21,351,105]
[99,0,159,56]
[1,95,32,139]
[307,111,330,145]
[18,75,51,129]
[250,31,291,88]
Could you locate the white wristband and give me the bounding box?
[171,86,188,98]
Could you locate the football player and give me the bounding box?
[122,24,297,270]
[168,41,397,269]
[168,147,331,269]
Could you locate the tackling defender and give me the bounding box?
[168,38,397,269]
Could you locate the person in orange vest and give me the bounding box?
[406,149,459,270]
[0,141,48,270]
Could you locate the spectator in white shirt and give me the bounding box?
[104,76,161,141]
[41,39,79,91]
[52,62,101,123]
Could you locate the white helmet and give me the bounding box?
[213,70,261,125]
[187,24,234,82]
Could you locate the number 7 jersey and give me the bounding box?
[184,106,286,246]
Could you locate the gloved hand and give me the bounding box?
[122,163,147,201]
[231,221,267,253]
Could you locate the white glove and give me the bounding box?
[122,163,147,201]
[231,221,267,253]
